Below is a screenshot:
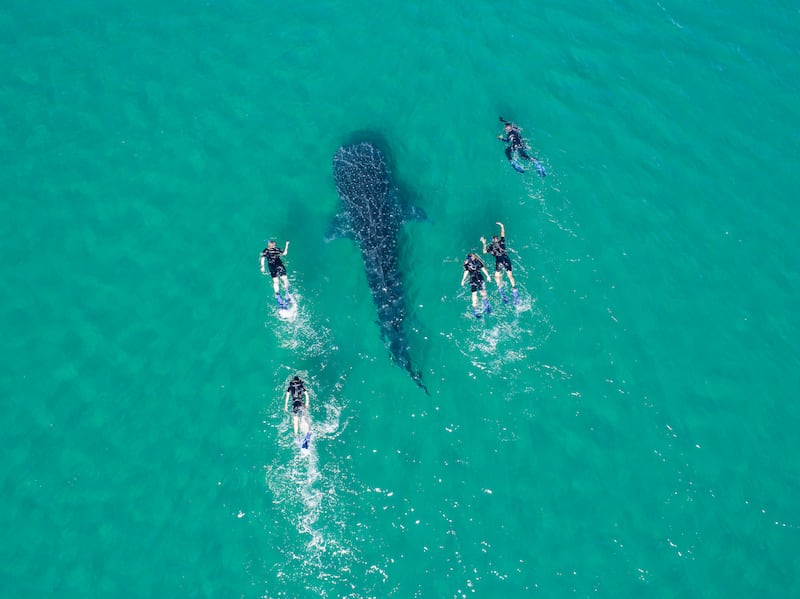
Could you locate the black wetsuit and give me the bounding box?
[502,127,532,162]
[261,246,287,278]
[287,380,306,414]
[487,237,512,272]
[464,255,486,292]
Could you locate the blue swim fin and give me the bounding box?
[275,293,287,309]
[511,159,526,173]
[301,431,311,449]
[512,287,520,306]
[499,287,509,304]
[483,298,492,314]
[473,307,482,319]
[534,160,547,177]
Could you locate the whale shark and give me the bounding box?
[331,141,427,393]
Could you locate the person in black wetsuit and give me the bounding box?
[460,253,492,317]
[481,221,518,303]
[498,122,533,163]
[284,375,310,436]
[260,240,291,303]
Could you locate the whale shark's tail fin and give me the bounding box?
[389,338,429,395]
[412,370,430,396]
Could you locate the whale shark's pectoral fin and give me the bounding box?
[325,211,355,242]
[402,203,427,224]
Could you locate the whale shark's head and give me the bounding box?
[332,142,390,208]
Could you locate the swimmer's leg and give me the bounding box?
[280,275,292,302]
[471,290,481,318]
[506,269,516,288]
[481,289,491,314]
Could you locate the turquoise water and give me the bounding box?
[2,0,799,596]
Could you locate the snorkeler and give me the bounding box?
[498,117,546,176]
[481,221,518,304]
[461,252,492,318]
[499,121,533,163]
[260,239,291,307]
[284,375,310,437]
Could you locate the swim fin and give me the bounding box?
[499,287,509,304]
[533,160,547,177]
[483,298,492,314]
[512,288,520,305]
